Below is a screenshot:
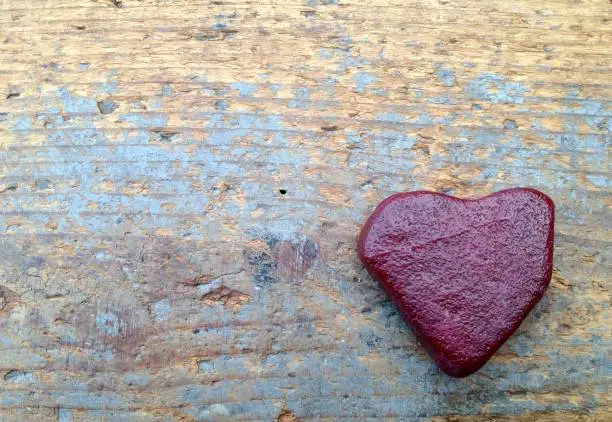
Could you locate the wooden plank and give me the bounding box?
[0,0,610,420]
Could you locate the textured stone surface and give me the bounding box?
[359,188,555,377]
[0,0,610,420]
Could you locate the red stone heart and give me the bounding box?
[358,188,554,377]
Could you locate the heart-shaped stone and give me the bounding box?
[358,188,554,377]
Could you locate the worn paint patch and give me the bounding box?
[562,100,610,131]
[376,112,406,123]
[319,78,336,97]
[94,81,119,95]
[59,88,98,113]
[353,72,377,93]
[125,373,151,387]
[197,404,231,421]
[214,99,230,110]
[118,113,168,128]
[339,55,370,73]
[466,73,528,104]
[13,115,31,135]
[152,299,172,321]
[435,64,456,87]
[47,127,107,145]
[319,48,334,59]
[95,310,121,336]
[4,370,35,383]
[198,359,215,372]
[372,130,417,155]
[231,82,259,97]
[427,96,457,104]
[57,408,73,422]
[585,174,609,188]
[288,87,311,109]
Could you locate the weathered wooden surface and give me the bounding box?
[0,0,610,420]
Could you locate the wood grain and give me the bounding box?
[0,0,610,420]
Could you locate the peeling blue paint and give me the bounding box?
[0,336,15,347]
[119,113,168,128]
[339,55,370,73]
[212,22,228,30]
[57,408,73,422]
[435,64,456,87]
[412,112,433,125]
[3,370,35,383]
[268,83,282,95]
[96,310,120,336]
[197,404,231,421]
[206,113,285,146]
[353,72,377,93]
[587,115,610,132]
[585,174,609,188]
[59,88,98,113]
[47,128,107,145]
[266,149,309,166]
[198,359,215,373]
[319,48,334,59]
[338,34,352,48]
[376,112,405,123]
[562,100,610,130]
[319,78,336,97]
[428,96,457,105]
[51,391,124,409]
[433,112,458,125]
[373,131,416,154]
[13,115,31,135]
[564,100,608,116]
[214,99,230,110]
[150,99,163,110]
[466,73,528,104]
[153,299,172,321]
[125,373,151,387]
[288,87,311,109]
[94,81,119,95]
[231,82,259,97]
[508,334,534,357]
